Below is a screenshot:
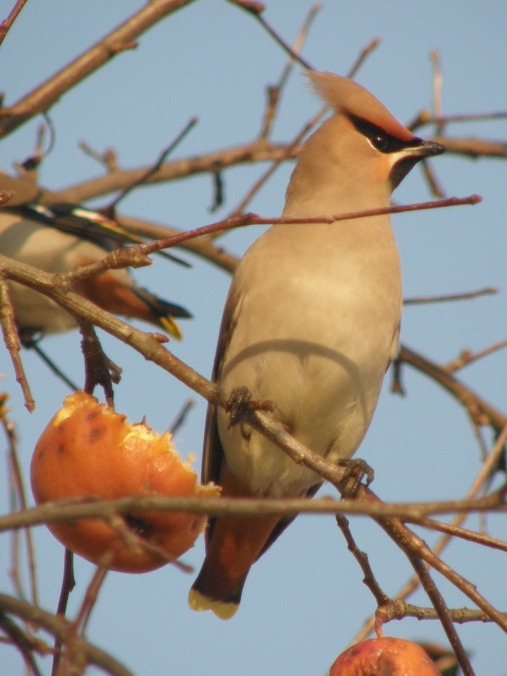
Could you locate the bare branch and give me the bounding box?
[230,1,315,70]
[44,136,506,206]
[0,611,44,676]
[444,338,507,373]
[336,515,390,608]
[376,600,507,625]
[353,424,507,644]
[432,136,507,158]
[0,275,34,411]
[108,117,198,210]
[397,345,507,433]
[117,215,240,273]
[415,516,507,553]
[259,3,321,140]
[2,407,38,607]
[404,287,498,305]
[0,0,28,48]
[401,554,474,676]
[346,38,381,79]
[411,110,507,132]
[0,0,197,138]
[1,490,507,534]
[0,594,133,676]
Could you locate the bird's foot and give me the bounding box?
[226,386,275,430]
[17,327,44,348]
[337,458,374,497]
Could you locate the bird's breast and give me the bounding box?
[217,220,402,496]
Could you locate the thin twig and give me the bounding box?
[411,110,507,133]
[420,159,446,198]
[0,275,34,411]
[28,341,79,391]
[346,38,381,80]
[404,287,498,305]
[227,106,328,219]
[78,141,119,172]
[2,409,38,607]
[236,1,315,70]
[336,515,389,609]
[259,3,321,140]
[0,593,133,676]
[0,0,28,47]
[0,612,44,676]
[56,567,108,676]
[108,117,198,210]
[230,36,381,217]
[51,549,75,676]
[0,0,198,138]
[431,50,445,135]
[405,555,474,676]
[169,399,195,435]
[415,516,507,553]
[444,338,507,374]
[55,194,484,285]
[397,344,507,433]
[352,423,507,644]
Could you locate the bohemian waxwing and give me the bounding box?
[0,195,191,341]
[189,71,445,619]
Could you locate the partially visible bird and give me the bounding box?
[189,71,445,619]
[0,197,192,341]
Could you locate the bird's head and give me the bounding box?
[284,72,445,215]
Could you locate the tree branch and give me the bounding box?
[0,594,133,676]
[0,0,197,138]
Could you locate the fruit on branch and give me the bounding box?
[329,637,440,675]
[31,391,219,572]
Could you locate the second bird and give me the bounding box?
[0,198,192,342]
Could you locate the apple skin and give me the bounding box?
[329,637,441,676]
[31,391,219,573]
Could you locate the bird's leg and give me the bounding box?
[18,327,79,391]
[17,326,43,348]
[226,386,276,430]
[337,458,374,497]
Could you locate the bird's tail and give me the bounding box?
[131,287,192,340]
[188,512,281,620]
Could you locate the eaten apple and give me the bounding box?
[329,637,441,675]
[31,391,219,573]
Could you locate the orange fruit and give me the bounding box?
[329,637,441,675]
[31,391,219,573]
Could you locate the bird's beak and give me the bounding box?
[390,138,446,189]
[411,138,446,158]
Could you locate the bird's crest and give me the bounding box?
[306,71,414,142]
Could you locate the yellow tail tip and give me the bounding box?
[188,588,239,620]
[160,316,182,340]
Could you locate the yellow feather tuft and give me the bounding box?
[188,588,239,621]
[159,316,182,340]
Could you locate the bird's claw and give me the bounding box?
[226,387,275,430]
[337,458,374,497]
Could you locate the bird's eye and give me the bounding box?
[371,134,389,151]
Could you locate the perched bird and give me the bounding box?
[0,197,192,341]
[189,72,445,619]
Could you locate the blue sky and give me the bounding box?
[1,1,507,674]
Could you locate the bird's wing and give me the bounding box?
[255,483,322,561]
[201,288,241,544]
[201,288,239,484]
[9,203,190,267]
